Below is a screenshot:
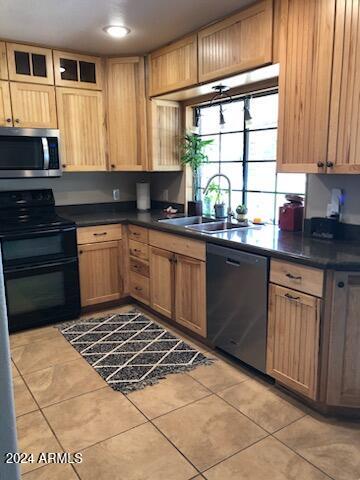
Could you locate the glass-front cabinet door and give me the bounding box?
[6,43,54,85]
[53,51,103,90]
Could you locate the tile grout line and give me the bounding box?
[125,393,204,476]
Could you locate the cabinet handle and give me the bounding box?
[317,161,324,168]
[6,118,11,123]
[337,281,345,288]
[326,161,334,168]
[93,232,107,236]
[14,118,20,124]
[135,286,142,292]
[285,293,300,301]
[286,273,302,280]
[132,232,140,236]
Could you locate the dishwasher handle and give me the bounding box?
[226,258,241,267]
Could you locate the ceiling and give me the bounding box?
[0,0,253,55]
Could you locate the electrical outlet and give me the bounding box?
[162,189,169,201]
[112,189,120,201]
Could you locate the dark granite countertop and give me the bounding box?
[57,205,360,270]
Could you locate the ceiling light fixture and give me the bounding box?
[103,25,130,38]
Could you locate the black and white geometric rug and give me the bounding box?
[59,312,213,393]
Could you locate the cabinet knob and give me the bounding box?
[14,118,20,124]
[79,250,83,255]
[62,164,66,168]
[317,161,325,168]
[111,164,115,169]
[6,118,11,123]
[337,281,345,288]
[326,161,334,168]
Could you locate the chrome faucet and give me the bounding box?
[203,173,234,222]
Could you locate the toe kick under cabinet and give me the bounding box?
[77,224,124,307]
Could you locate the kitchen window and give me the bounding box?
[195,90,306,224]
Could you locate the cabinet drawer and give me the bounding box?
[130,272,149,304]
[77,224,122,244]
[270,259,324,298]
[129,239,149,261]
[130,257,149,277]
[149,230,205,261]
[128,225,148,244]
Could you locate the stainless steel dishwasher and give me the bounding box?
[207,243,269,373]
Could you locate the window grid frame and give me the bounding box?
[196,90,305,224]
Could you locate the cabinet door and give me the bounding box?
[106,57,147,171]
[53,51,103,90]
[328,1,360,173]
[149,99,182,171]
[267,284,321,400]
[149,35,198,96]
[326,273,360,407]
[0,81,12,127]
[149,247,174,318]
[78,241,123,307]
[198,0,273,83]
[175,255,206,337]
[6,43,54,85]
[10,82,57,128]
[56,87,107,171]
[0,42,8,80]
[277,0,336,173]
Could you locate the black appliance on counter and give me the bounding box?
[0,189,80,332]
[0,128,61,178]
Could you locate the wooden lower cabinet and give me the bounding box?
[78,240,123,307]
[175,254,206,337]
[326,272,360,407]
[267,284,321,400]
[149,245,206,337]
[149,247,174,319]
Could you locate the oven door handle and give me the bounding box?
[4,258,77,274]
[42,137,50,170]
[1,226,75,240]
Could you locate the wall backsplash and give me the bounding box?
[306,174,360,225]
[0,171,185,206]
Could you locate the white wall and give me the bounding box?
[0,171,185,206]
[306,174,360,225]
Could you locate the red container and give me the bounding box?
[279,203,304,232]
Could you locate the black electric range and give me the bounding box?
[0,189,81,332]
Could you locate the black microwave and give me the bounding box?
[0,128,61,178]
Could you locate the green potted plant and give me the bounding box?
[204,182,220,216]
[236,204,248,223]
[181,133,214,216]
[206,183,226,218]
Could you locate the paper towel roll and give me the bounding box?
[136,182,150,211]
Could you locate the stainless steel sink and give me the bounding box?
[186,221,252,233]
[158,216,215,226]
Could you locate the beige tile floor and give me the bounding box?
[9,304,360,479]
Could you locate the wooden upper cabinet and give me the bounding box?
[10,82,57,128]
[326,272,360,408]
[175,255,206,337]
[198,0,273,83]
[148,34,198,96]
[106,57,147,171]
[56,87,107,171]
[0,81,12,127]
[148,99,182,171]
[53,51,103,90]
[0,42,8,80]
[328,0,360,173]
[6,43,54,85]
[277,0,336,173]
[149,246,174,319]
[267,284,321,400]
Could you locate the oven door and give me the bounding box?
[1,227,77,268]
[5,258,80,332]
